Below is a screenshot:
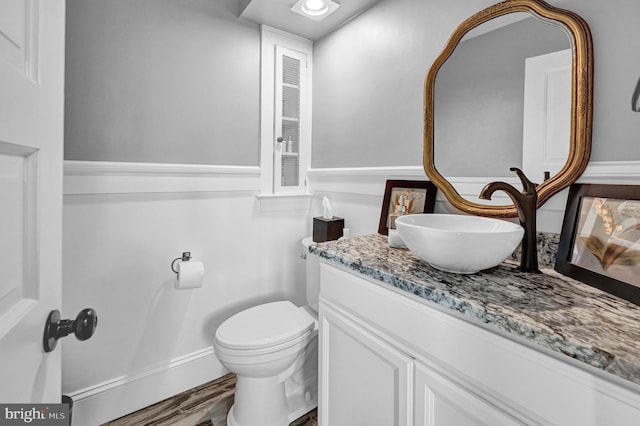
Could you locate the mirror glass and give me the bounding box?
[423,0,593,218]
[434,12,572,206]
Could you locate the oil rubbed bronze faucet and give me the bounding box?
[479,167,540,273]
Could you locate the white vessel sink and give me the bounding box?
[394,214,524,274]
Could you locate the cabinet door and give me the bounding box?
[319,303,413,426]
[414,362,522,426]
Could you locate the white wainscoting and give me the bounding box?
[581,161,640,183]
[62,161,310,425]
[308,161,640,234]
[64,161,262,195]
[66,348,225,426]
[62,160,640,425]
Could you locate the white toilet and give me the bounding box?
[213,237,320,426]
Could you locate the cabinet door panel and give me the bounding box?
[414,362,522,426]
[320,304,413,426]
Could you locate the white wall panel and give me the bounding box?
[62,164,310,424]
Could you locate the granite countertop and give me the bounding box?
[310,234,640,388]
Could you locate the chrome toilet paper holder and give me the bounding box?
[171,251,192,274]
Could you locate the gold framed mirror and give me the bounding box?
[423,0,593,218]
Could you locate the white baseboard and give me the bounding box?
[65,347,226,426]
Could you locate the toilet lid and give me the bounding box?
[215,301,314,350]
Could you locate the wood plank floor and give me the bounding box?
[102,374,317,426]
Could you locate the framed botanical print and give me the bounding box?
[378,180,437,235]
[556,183,640,306]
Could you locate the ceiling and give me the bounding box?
[239,0,380,41]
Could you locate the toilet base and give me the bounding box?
[227,401,317,426]
[226,375,288,426]
[226,395,317,426]
[225,337,318,426]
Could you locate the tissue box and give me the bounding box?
[313,217,344,243]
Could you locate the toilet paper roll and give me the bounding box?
[175,261,204,289]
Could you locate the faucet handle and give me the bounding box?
[509,167,537,195]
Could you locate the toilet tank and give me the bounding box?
[302,237,320,312]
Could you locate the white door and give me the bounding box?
[0,0,65,403]
[522,49,572,183]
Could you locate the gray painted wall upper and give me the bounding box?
[312,0,640,168]
[312,0,496,168]
[65,0,260,165]
[66,0,640,167]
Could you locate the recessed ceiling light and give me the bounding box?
[303,0,328,16]
[291,0,340,21]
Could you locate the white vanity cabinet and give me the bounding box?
[412,361,522,426]
[320,301,413,425]
[318,262,640,426]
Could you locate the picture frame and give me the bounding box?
[378,180,437,235]
[556,183,640,306]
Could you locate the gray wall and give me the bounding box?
[312,0,495,168]
[66,0,640,167]
[64,0,260,165]
[312,0,640,168]
[434,17,570,176]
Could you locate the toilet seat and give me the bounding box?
[215,301,315,352]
